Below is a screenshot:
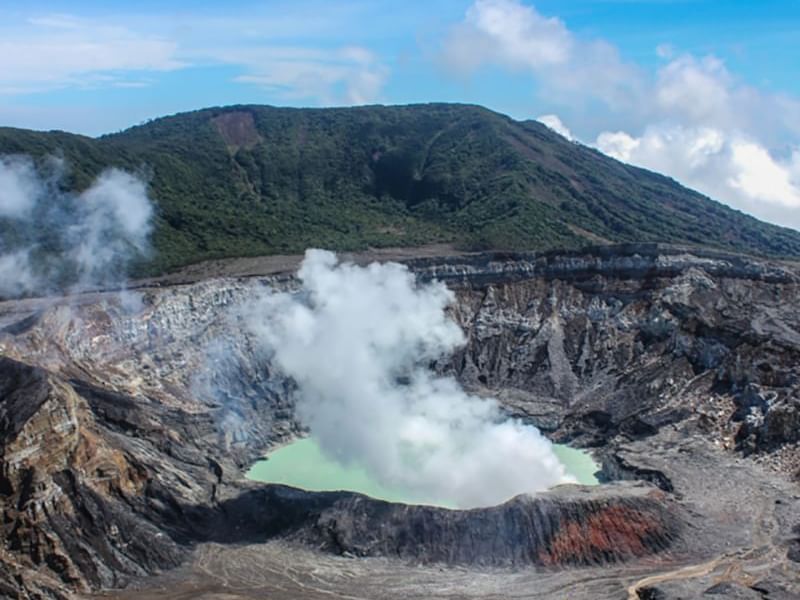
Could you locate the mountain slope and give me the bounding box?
[1,103,799,275]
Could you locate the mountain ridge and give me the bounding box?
[2,102,799,276]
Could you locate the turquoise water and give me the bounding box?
[246,437,599,507]
[551,443,601,487]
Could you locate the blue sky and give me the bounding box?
[1,0,799,228]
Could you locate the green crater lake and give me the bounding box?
[246,438,599,507]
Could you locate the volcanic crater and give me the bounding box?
[0,244,798,599]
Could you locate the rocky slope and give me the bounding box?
[434,245,800,467]
[0,244,798,599]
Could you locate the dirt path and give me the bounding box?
[627,493,783,599]
[626,554,733,599]
[134,243,468,288]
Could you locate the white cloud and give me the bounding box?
[112,81,153,89]
[0,16,184,94]
[591,50,800,225]
[227,46,388,105]
[649,53,800,147]
[728,141,800,209]
[537,114,573,140]
[654,54,734,127]
[440,0,642,110]
[596,124,800,226]
[655,43,674,59]
[0,10,389,105]
[442,0,572,73]
[595,130,642,161]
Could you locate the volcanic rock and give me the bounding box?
[0,244,798,598]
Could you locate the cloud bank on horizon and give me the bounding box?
[0,1,798,229]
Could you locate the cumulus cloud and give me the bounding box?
[655,43,675,60]
[245,250,571,508]
[649,53,800,145]
[0,156,154,298]
[593,52,800,226]
[440,0,642,109]
[654,55,734,126]
[597,125,800,226]
[442,1,799,142]
[442,0,572,73]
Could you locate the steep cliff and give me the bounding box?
[0,358,185,598]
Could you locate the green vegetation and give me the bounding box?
[2,102,800,276]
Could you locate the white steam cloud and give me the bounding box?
[537,114,574,141]
[0,156,42,218]
[0,155,153,298]
[246,250,571,508]
[68,168,153,288]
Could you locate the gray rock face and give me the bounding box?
[0,358,187,598]
[430,246,800,467]
[0,244,798,598]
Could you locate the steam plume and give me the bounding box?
[0,155,153,298]
[247,250,572,508]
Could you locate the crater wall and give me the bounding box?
[0,244,798,597]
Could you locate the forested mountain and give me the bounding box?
[2,103,799,275]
